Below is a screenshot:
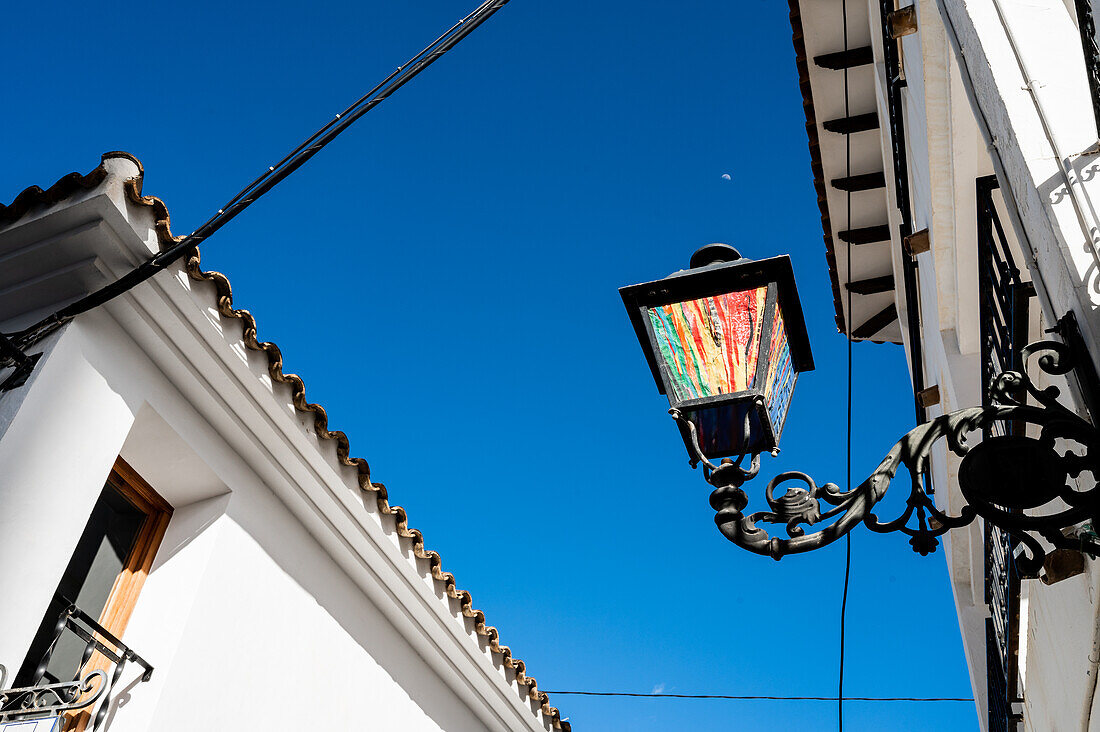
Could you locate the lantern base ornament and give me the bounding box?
[672,339,1100,577]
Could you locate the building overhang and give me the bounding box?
[788,0,903,343]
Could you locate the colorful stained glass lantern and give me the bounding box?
[619,244,814,460]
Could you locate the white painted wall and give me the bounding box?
[130,510,487,731]
[0,322,138,671]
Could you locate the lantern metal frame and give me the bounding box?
[619,245,815,459]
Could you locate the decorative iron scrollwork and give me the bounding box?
[0,664,108,722]
[673,340,1100,576]
[0,598,155,730]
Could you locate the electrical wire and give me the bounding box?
[541,691,974,703]
[3,0,511,351]
[839,0,854,730]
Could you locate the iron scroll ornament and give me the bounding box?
[0,664,108,722]
[670,340,1100,577]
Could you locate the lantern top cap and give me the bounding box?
[689,243,742,269]
[619,250,815,390]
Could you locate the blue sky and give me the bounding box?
[4,1,978,729]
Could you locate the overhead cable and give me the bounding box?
[542,691,973,703]
[840,0,854,729]
[4,0,511,351]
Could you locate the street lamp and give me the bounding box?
[619,243,815,460]
[621,245,1100,577]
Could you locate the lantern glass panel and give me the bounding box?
[647,283,790,457]
[620,253,814,462]
[646,287,768,402]
[761,303,796,442]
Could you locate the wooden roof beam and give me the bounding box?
[831,172,887,192]
[838,224,891,245]
[813,46,874,70]
[845,274,895,295]
[851,303,899,339]
[823,112,880,135]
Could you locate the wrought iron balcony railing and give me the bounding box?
[977,175,1032,732]
[0,596,153,731]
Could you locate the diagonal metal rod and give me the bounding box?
[6,0,510,348]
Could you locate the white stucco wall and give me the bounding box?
[785,0,1100,728]
[132,509,487,731]
[0,320,138,672]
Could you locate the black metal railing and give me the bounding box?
[0,596,153,730]
[986,618,1014,732]
[878,0,928,427]
[979,177,1034,435]
[1074,0,1100,138]
[978,175,1032,731]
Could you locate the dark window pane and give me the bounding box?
[15,483,146,686]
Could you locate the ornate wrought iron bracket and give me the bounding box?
[672,340,1100,577]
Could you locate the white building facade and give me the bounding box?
[790,0,1100,729]
[0,153,569,732]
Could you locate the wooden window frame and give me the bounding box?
[67,458,172,732]
[97,458,172,638]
